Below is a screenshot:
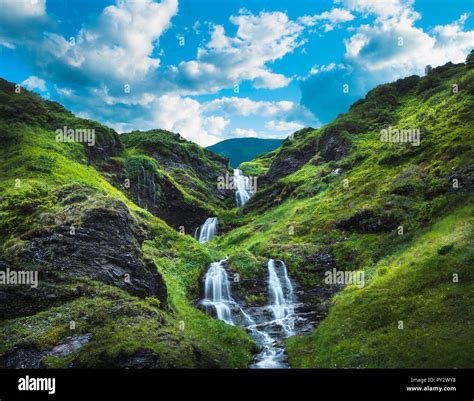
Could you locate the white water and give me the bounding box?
[268,259,295,336]
[201,259,234,325]
[234,169,253,207]
[200,257,298,368]
[197,217,218,243]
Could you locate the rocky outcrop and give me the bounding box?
[0,197,167,320]
[260,124,353,188]
[336,209,400,233]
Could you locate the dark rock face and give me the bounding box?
[261,125,351,188]
[0,347,44,369]
[0,199,167,320]
[336,209,400,233]
[0,335,93,368]
[133,172,210,234]
[317,125,351,162]
[262,139,319,186]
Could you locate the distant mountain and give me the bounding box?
[207,137,284,167]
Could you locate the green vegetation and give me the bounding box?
[0,80,254,368]
[214,56,474,367]
[0,55,473,369]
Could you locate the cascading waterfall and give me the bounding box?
[234,169,253,207]
[200,259,234,325]
[267,259,295,336]
[197,217,218,243]
[200,257,299,368]
[136,165,158,209]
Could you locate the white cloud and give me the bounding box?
[299,8,355,29]
[265,120,304,132]
[336,0,415,20]
[0,0,49,48]
[22,75,47,92]
[166,10,305,93]
[39,0,178,83]
[300,2,474,124]
[1,0,46,19]
[343,10,474,79]
[233,128,258,137]
[204,97,314,120]
[204,115,230,136]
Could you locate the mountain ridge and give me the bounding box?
[207,137,284,168]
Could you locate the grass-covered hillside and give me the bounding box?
[0,53,472,370]
[0,78,255,368]
[214,55,474,367]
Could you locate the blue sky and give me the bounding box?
[0,0,473,146]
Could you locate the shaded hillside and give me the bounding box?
[0,79,254,368]
[207,137,283,168]
[119,129,231,232]
[214,54,474,368]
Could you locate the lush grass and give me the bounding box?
[0,91,255,368]
[286,202,474,368]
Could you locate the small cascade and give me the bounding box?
[200,257,300,369]
[150,174,157,207]
[200,259,234,325]
[197,217,218,243]
[135,165,158,209]
[234,169,253,207]
[267,259,295,336]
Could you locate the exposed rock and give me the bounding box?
[0,199,167,320]
[336,209,400,233]
[48,334,93,357]
[0,346,44,369]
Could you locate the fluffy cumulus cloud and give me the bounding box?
[22,75,47,92]
[299,8,355,32]
[38,0,178,84]
[104,94,228,146]
[335,0,414,20]
[0,0,49,48]
[203,97,318,135]
[165,10,305,93]
[301,0,474,123]
[265,120,304,132]
[233,128,258,137]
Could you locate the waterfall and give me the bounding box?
[234,169,253,207]
[267,259,295,336]
[200,257,299,368]
[140,166,147,209]
[150,174,157,207]
[197,217,218,243]
[201,259,234,325]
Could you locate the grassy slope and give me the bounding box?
[0,82,254,367]
[214,58,474,367]
[120,129,229,212]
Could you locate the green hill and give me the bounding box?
[0,53,473,369]
[207,137,283,168]
[214,54,474,368]
[0,77,253,368]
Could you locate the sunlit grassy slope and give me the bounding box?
[0,79,254,368]
[214,56,474,367]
